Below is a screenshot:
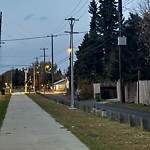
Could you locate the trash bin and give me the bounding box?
[95,93,101,102]
[1,89,5,95]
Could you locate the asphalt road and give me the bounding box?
[41,93,150,130]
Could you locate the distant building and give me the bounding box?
[93,82,117,100]
[54,78,69,92]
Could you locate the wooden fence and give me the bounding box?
[125,80,150,105]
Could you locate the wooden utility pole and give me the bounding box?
[118,0,123,103]
[51,34,57,93]
[0,12,2,47]
[40,48,48,86]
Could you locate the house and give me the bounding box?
[54,78,69,92]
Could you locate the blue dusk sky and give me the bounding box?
[0,0,137,74]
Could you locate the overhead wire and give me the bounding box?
[2,35,49,42]
[53,0,90,65]
[56,56,70,65]
[52,0,85,34]
[55,0,122,67]
[0,1,92,73]
[122,0,135,12]
[71,0,90,17]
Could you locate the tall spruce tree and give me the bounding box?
[137,12,150,80]
[121,13,142,81]
[121,13,150,81]
[88,0,104,79]
[74,0,103,82]
[74,33,91,80]
[97,0,118,80]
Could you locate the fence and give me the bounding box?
[125,80,150,105]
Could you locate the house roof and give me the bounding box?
[54,79,66,85]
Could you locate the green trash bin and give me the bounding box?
[1,89,5,95]
[95,93,101,102]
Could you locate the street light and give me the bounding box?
[68,48,72,93]
[45,65,50,72]
[68,48,72,53]
[65,17,79,109]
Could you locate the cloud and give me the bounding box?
[39,16,48,21]
[24,14,34,21]
[24,14,48,22]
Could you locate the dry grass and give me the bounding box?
[0,95,11,128]
[28,93,150,150]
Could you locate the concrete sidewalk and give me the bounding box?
[0,93,89,150]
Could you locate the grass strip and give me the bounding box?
[0,95,11,128]
[28,93,150,150]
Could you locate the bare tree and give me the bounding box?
[135,0,150,66]
[136,0,150,16]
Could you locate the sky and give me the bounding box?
[0,0,137,74]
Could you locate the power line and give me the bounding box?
[69,0,84,16]
[56,56,70,65]
[2,35,50,42]
[52,0,84,34]
[71,0,90,17]
[2,33,69,42]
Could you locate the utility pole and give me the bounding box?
[33,63,36,93]
[40,48,48,65]
[40,48,48,86]
[137,69,140,104]
[10,68,13,94]
[24,69,28,93]
[51,34,57,93]
[65,17,79,109]
[0,12,5,48]
[118,0,126,103]
[118,0,123,103]
[0,12,2,47]
[33,57,39,92]
[69,39,71,93]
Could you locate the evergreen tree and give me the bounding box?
[88,0,104,78]
[121,13,142,81]
[137,12,150,80]
[74,33,91,80]
[89,0,98,37]
[74,0,103,82]
[97,0,118,80]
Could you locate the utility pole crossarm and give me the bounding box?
[65,17,79,24]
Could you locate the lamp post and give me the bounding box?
[68,48,72,93]
[65,17,79,109]
[33,63,36,93]
[24,69,28,93]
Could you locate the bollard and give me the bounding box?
[128,114,134,127]
[95,109,101,117]
[86,107,90,113]
[108,110,114,121]
[118,112,124,123]
[140,117,148,131]
[101,110,107,118]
